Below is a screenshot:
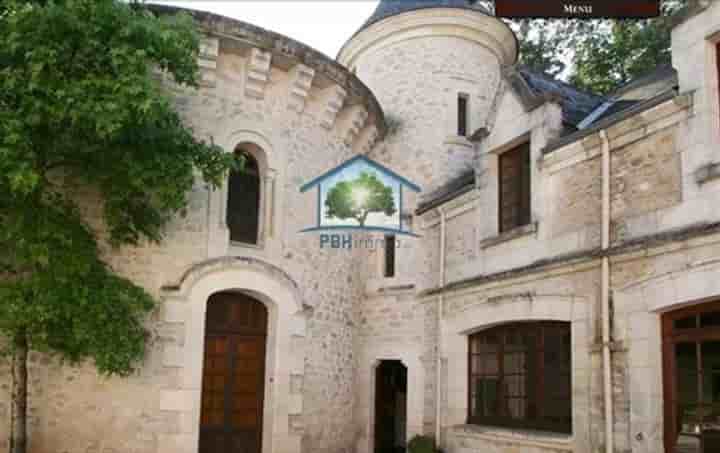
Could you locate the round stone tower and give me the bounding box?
[338,0,517,193]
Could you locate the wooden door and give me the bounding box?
[663,300,720,453]
[200,292,267,453]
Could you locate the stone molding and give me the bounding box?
[245,48,272,99]
[158,260,307,453]
[149,4,387,140]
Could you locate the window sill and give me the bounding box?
[443,135,473,147]
[448,424,572,451]
[229,240,264,250]
[480,222,538,249]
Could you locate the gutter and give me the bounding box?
[600,129,614,453]
[435,207,447,446]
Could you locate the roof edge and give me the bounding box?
[147,3,387,140]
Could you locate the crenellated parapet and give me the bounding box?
[149,4,387,151]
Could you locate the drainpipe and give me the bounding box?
[600,129,614,453]
[435,207,447,446]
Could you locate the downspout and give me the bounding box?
[600,129,614,453]
[435,207,447,446]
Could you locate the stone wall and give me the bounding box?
[0,10,384,453]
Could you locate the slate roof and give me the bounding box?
[610,65,677,100]
[518,69,605,129]
[357,0,490,34]
[416,66,680,214]
[416,169,475,215]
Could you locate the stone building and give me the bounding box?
[3,1,720,453]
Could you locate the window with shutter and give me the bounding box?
[468,322,572,434]
[498,143,531,233]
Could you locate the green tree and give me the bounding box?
[570,1,687,94]
[325,172,396,227]
[0,1,236,452]
[479,0,688,93]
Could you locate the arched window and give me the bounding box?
[468,321,572,433]
[227,148,261,244]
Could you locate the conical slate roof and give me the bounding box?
[358,0,490,32]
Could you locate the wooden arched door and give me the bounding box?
[199,292,268,453]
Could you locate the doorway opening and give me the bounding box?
[663,300,720,453]
[375,360,408,453]
[199,291,267,453]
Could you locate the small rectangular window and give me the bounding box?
[458,94,468,137]
[384,235,396,278]
[717,42,720,133]
[498,143,531,233]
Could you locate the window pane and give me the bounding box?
[227,152,260,244]
[676,342,700,435]
[676,315,698,330]
[468,322,571,432]
[474,377,499,417]
[383,235,396,278]
[702,341,720,403]
[458,95,468,137]
[701,312,720,328]
[506,397,526,419]
[499,144,531,233]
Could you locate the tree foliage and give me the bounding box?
[478,0,688,94]
[0,2,236,449]
[324,172,396,227]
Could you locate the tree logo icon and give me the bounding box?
[299,155,420,235]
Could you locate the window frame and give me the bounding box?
[498,142,532,234]
[383,234,396,278]
[467,321,572,434]
[227,149,262,245]
[458,93,469,137]
[662,299,720,453]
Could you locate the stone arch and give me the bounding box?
[159,260,306,453]
[207,128,284,253]
[439,293,588,451]
[611,259,720,453]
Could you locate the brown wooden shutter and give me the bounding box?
[498,143,531,233]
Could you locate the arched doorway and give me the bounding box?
[199,291,268,453]
[663,300,720,453]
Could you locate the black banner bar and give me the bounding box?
[495,1,661,19]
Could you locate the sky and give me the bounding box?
[152,1,380,59]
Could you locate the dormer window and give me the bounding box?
[498,142,531,233]
[458,93,469,137]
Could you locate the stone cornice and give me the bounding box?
[337,8,518,69]
[149,4,387,140]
